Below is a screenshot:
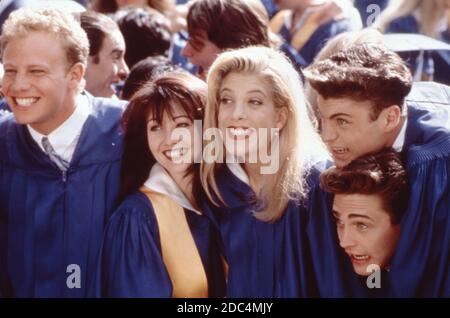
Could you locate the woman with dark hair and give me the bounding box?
[95,71,225,297]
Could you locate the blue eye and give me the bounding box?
[337,118,349,127]
[249,99,262,106]
[356,222,368,231]
[219,97,232,105]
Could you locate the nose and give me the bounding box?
[338,226,356,249]
[162,126,182,147]
[117,58,129,80]
[181,42,193,58]
[320,121,338,143]
[230,101,247,121]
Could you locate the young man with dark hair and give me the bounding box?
[304,43,450,297]
[79,10,129,98]
[320,149,408,277]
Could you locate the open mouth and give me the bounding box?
[162,147,188,161]
[14,97,39,107]
[331,147,349,155]
[226,127,254,139]
[350,254,370,263]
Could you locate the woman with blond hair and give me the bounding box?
[200,46,362,297]
[374,0,450,84]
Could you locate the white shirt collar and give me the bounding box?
[143,163,202,215]
[392,116,408,152]
[27,93,91,162]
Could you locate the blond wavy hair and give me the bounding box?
[1,8,89,68]
[202,46,328,223]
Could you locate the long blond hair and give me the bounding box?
[375,0,447,38]
[201,46,328,223]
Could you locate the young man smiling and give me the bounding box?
[0,8,126,297]
[304,43,450,297]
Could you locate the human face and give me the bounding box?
[182,31,221,73]
[333,193,400,276]
[2,31,83,135]
[317,96,395,168]
[85,29,129,98]
[217,72,287,163]
[147,105,196,180]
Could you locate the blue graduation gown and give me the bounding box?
[386,82,450,297]
[202,162,364,298]
[95,191,226,297]
[0,95,126,297]
[385,15,450,85]
[279,18,356,66]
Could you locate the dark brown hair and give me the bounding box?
[187,0,270,50]
[120,71,206,206]
[320,148,409,224]
[79,10,119,62]
[304,43,413,120]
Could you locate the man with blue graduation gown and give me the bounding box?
[304,43,450,297]
[0,8,126,297]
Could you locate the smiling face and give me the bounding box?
[333,193,401,276]
[85,29,129,98]
[147,105,196,179]
[317,96,400,168]
[1,31,83,135]
[217,72,287,162]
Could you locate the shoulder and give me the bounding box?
[112,191,156,221]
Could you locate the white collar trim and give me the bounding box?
[143,163,202,215]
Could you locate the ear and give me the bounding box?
[379,105,402,132]
[276,107,288,131]
[67,62,85,89]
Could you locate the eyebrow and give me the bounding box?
[219,88,267,97]
[110,48,124,56]
[332,210,374,221]
[348,213,373,221]
[147,115,190,123]
[328,112,352,120]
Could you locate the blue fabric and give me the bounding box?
[354,0,388,27]
[94,191,225,297]
[279,18,355,66]
[170,31,198,75]
[385,15,450,85]
[0,0,26,34]
[385,82,450,297]
[202,161,366,297]
[0,95,126,297]
[0,99,10,112]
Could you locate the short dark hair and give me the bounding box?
[79,10,119,61]
[120,71,206,207]
[320,148,409,224]
[116,7,172,68]
[187,0,270,50]
[304,43,413,120]
[121,55,178,100]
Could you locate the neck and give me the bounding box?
[30,96,77,135]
